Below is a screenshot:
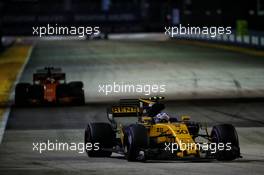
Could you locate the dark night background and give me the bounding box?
[0,0,263,35]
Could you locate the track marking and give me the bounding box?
[0,45,34,143]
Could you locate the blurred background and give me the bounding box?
[0,0,264,101]
[0,0,263,36]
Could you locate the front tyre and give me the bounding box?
[85,122,114,157]
[211,124,240,161]
[125,124,149,161]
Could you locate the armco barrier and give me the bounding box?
[173,31,264,50]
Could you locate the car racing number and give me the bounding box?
[156,128,164,132]
[175,129,188,134]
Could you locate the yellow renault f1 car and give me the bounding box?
[85,97,241,161]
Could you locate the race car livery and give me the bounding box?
[85,97,241,161]
[15,67,85,105]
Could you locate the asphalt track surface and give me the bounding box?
[0,40,264,175]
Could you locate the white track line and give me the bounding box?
[0,45,34,143]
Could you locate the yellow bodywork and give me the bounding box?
[148,123,198,157]
[119,120,199,158]
[114,97,200,158]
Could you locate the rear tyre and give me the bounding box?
[68,81,83,89]
[211,124,240,161]
[85,123,114,157]
[73,88,85,105]
[56,84,69,103]
[125,124,149,161]
[15,83,30,106]
[68,81,85,105]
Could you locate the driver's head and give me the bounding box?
[155,112,170,123]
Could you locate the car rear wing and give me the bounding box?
[36,67,62,74]
[108,105,141,118]
[107,104,142,129]
[107,97,166,118]
[107,97,166,129]
[33,72,66,82]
